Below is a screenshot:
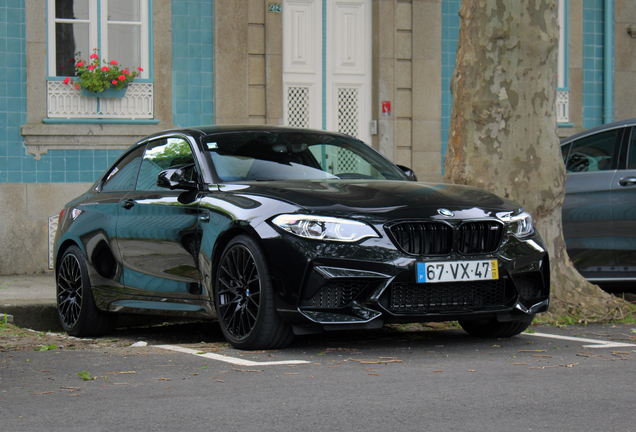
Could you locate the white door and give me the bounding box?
[283,0,372,144]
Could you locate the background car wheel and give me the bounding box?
[214,235,293,350]
[458,316,534,338]
[56,245,116,337]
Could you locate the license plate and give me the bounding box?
[416,259,499,283]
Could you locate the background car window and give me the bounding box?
[564,129,620,173]
[629,130,636,170]
[101,146,145,191]
[136,138,197,190]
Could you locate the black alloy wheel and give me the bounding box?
[215,235,293,350]
[56,245,115,336]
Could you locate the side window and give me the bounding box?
[136,138,197,190]
[101,145,145,191]
[565,129,621,173]
[561,142,571,166]
[629,129,636,170]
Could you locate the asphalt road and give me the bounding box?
[1,323,635,432]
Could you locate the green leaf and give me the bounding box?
[77,370,95,381]
[35,344,57,352]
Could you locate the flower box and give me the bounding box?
[80,86,128,98]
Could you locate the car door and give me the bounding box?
[79,145,146,292]
[115,136,205,299]
[562,128,623,277]
[611,127,636,277]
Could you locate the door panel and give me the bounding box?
[283,0,372,144]
[612,128,636,275]
[115,137,204,299]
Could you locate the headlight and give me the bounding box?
[271,214,379,242]
[505,211,534,238]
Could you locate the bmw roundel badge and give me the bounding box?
[438,208,455,217]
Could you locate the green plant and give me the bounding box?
[64,48,143,92]
[35,344,57,352]
[77,370,95,381]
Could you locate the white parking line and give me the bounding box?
[523,332,636,349]
[155,344,311,366]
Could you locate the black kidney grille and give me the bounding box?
[388,221,504,256]
[310,281,366,309]
[389,279,508,313]
[388,222,453,255]
[457,221,504,254]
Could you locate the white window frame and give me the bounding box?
[47,0,150,79]
[557,0,570,124]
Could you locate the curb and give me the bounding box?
[1,304,61,331]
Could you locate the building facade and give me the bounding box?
[1,0,635,275]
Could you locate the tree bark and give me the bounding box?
[445,0,623,321]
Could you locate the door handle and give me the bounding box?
[119,198,136,209]
[618,177,636,186]
[199,212,210,222]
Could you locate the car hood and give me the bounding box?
[220,180,522,220]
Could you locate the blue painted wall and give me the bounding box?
[0,0,27,183]
[441,0,462,172]
[171,0,214,128]
[0,0,214,185]
[582,0,605,128]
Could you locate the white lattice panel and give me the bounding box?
[48,214,58,270]
[336,148,359,173]
[47,81,154,119]
[287,87,310,128]
[337,87,359,138]
[556,90,569,123]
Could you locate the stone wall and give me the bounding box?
[0,183,91,275]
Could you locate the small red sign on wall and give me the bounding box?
[382,101,391,116]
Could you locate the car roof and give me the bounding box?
[141,125,353,143]
[560,118,636,145]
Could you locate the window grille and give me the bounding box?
[557,90,569,123]
[48,214,58,270]
[337,87,359,138]
[287,87,310,128]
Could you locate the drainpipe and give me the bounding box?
[604,0,614,123]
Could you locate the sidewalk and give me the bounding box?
[0,273,183,332]
[0,273,60,331]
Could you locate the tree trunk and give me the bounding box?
[445,0,623,321]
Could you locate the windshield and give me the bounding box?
[203,131,406,182]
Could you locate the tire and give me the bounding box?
[56,245,116,337]
[214,235,294,350]
[459,316,534,338]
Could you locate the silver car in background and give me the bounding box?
[561,118,636,290]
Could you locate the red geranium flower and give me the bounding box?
[69,48,142,92]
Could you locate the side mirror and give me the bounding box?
[157,164,199,190]
[396,165,418,181]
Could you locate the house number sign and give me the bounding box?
[268,3,282,13]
